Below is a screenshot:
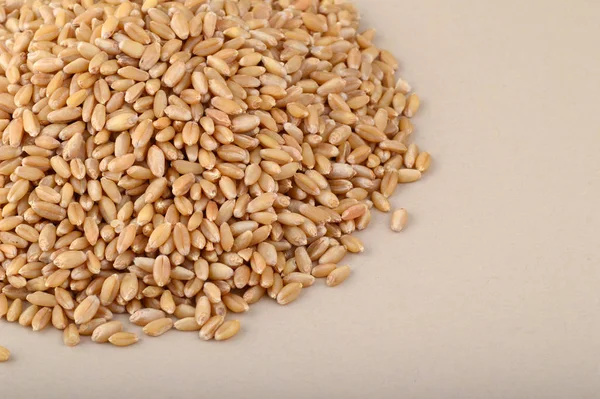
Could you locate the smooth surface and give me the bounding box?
[2,1,600,398]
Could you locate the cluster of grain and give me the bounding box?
[0,0,430,353]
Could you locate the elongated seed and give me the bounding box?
[92,320,124,343]
[415,152,432,172]
[32,307,52,331]
[64,324,80,347]
[214,320,241,341]
[26,292,57,307]
[195,296,212,326]
[398,169,422,183]
[74,295,100,325]
[143,317,174,337]
[311,263,337,278]
[174,317,202,331]
[0,346,10,362]
[78,318,107,336]
[326,266,351,287]
[391,209,409,232]
[108,332,139,347]
[276,283,303,305]
[129,308,166,326]
[199,315,225,340]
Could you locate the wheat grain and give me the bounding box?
[18,305,38,327]
[63,324,80,347]
[391,209,409,232]
[108,332,139,347]
[6,299,23,322]
[199,315,225,341]
[326,266,352,287]
[77,318,108,336]
[398,169,422,183]
[143,318,173,337]
[0,346,10,362]
[0,0,431,351]
[129,309,166,327]
[276,283,303,306]
[415,152,432,173]
[74,295,100,325]
[26,292,57,308]
[31,307,52,332]
[91,321,124,343]
[214,320,241,341]
[174,317,202,331]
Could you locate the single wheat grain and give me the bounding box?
[108,332,139,347]
[214,320,241,341]
[143,318,174,337]
[391,209,409,232]
[0,346,10,362]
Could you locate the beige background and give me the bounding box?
[2,0,600,397]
